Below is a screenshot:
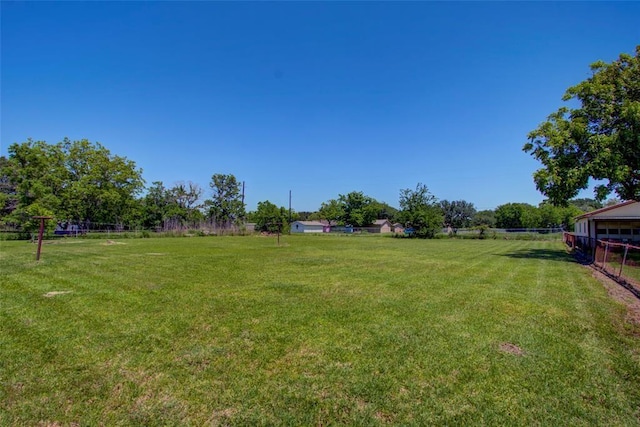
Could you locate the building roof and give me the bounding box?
[575,200,639,220]
[293,221,325,226]
[373,219,392,226]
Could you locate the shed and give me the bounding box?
[290,221,325,233]
[574,200,640,245]
[371,219,393,233]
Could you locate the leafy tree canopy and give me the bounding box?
[318,199,344,226]
[440,200,476,229]
[140,181,204,229]
[495,203,539,229]
[252,200,289,233]
[204,173,245,228]
[338,191,378,227]
[471,209,496,228]
[2,138,144,228]
[568,198,603,213]
[524,46,640,205]
[397,183,443,238]
[372,201,398,222]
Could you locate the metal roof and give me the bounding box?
[575,200,639,219]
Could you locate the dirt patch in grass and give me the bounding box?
[592,269,640,326]
[499,342,525,356]
[209,408,237,425]
[43,291,72,298]
[103,240,125,245]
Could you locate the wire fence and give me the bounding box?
[0,219,252,240]
[564,232,640,293]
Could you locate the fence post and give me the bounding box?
[602,241,609,272]
[619,245,629,278]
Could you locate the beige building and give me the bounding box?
[574,200,640,245]
[372,219,392,233]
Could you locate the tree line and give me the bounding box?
[0,139,248,235]
[0,138,604,240]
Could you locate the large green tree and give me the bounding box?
[252,200,289,233]
[495,203,539,229]
[140,181,171,229]
[471,209,496,228]
[1,138,144,228]
[568,198,603,213]
[397,183,443,238]
[372,201,398,222]
[440,200,476,230]
[204,174,245,228]
[139,181,203,229]
[524,46,640,205]
[317,199,344,226]
[338,191,378,227]
[0,156,19,218]
[62,139,144,225]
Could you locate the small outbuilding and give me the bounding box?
[290,221,325,233]
[371,219,393,233]
[574,200,640,245]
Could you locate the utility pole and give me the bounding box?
[289,190,292,224]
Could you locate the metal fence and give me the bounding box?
[564,232,640,291]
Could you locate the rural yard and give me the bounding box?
[2,235,640,425]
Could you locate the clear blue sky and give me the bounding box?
[2,2,638,212]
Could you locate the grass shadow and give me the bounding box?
[498,248,577,263]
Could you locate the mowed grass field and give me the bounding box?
[2,235,640,426]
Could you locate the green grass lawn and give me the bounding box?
[2,235,639,425]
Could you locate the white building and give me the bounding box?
[290,221,325,233]
[574,200,640,245]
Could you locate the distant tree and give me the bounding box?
[338,191,378,227]
[568,198,603,213]
[296,211,316,221]
[139,181,205,229]
[172,181,202,211]
[140,181,171,229]
[471,209,496,228]
[536,202,583,229]
[0,156,18,218]
[253,200,289,232]
[204,174,245,228]
[523,46,640,204]
[318,199,344,226]
[495,203,539,229]
[372,201,399,222]
[440,200,476,230]
[168,181,203,224]
[604,198,621,207]
[396,183,443,238]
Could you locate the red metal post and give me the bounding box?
[33,216,52,261]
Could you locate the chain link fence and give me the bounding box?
[564,232,640,292]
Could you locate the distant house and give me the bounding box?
[354,219,393,233]
[371,219,392,233]
[290,221,325,233]
[393,223,404,234]
[574,200,640,245]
